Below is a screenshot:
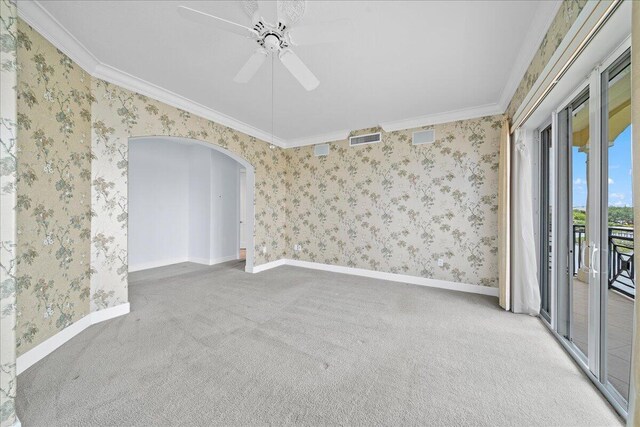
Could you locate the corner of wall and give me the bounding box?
[0,2,19,425]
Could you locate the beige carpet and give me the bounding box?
[17,261,622,426]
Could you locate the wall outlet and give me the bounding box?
[437,258,444,267]
[262,246,267,255]
[293,244,302,252]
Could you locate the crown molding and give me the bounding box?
[17,0,100,73]
[497,0,563,113]
[93,62,286,147]
[285,129,351,148]
[285,100,503,144]
[17,0,287,148]
[379,103,503,133]
[17,0,557,149]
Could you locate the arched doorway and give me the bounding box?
[128,136,256,273]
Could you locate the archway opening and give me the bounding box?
[127,136,255,273]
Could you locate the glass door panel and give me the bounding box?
[569,92,591,359]
[602,52,632,403]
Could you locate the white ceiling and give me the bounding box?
[22,1,560,147]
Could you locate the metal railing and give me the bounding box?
[608,227,634,298]
[572,224,635,298]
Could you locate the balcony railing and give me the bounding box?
[573,224,635,298]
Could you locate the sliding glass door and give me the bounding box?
[600,51,633,405]
[571,90,591,361]
[541,47,632,416]
[556,89,594,363]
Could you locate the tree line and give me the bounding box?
[573,206,633,227]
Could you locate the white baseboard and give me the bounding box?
[252,258,499,297]
[91,302,130,324]
[250,258,287,273]
[17,303,130,375]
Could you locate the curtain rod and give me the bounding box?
[511,0,624,133]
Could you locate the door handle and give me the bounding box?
[591,243,599,278]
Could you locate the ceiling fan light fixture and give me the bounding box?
[263,33,281,52]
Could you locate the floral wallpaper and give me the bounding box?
[12,22,289,354]
[13,21,504,368]
[0,1,18,425]
[7,0,589,370]
[3,3,622,423]
[90,78,289,311]
[15,21,93,356]
[285,116,503,288]
[7,2,592,363]
[506,0,588,119]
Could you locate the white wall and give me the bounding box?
[188,146,212,263]
[128,139,242,271]
[129,140,190,270]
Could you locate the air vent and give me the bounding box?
[412,129,435,145]
[349,132,381,147]
[314,143,329,157]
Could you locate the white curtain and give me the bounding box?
[510,128,541,315]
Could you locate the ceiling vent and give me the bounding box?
[349,132,381,147]
[412,129,435,145]
[314,143,329,157]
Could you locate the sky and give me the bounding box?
[572,125,632,208]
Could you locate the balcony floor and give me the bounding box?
[572,278,633,401]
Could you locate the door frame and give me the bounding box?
[537,121,552,323]
[238,168,247,258]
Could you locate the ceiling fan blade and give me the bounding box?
[177,6,257,38]
[287,20,350,46]
[278,0,306,27]
[241,0,262,26]
[233,49,268,83]
[257,0,279,25]
[278,48,319,91]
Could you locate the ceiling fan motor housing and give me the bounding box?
[252,17,291,53]
[262,33,282,52]
[177,2,319,90]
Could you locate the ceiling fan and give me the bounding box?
[178,0,344,91]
